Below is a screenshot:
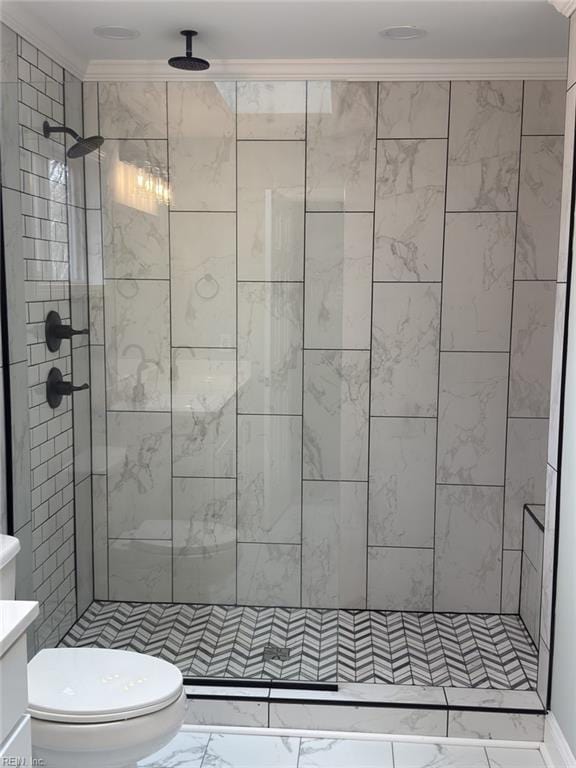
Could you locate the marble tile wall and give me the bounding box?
[90,79,564,612]
[0,26,92,652]
[536,70,576,703]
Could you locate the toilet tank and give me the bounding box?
[0,535,21,599]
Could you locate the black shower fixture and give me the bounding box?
[168,30,210,71]
[45,311,89,352]
[46,367,89,409]
[43,120,105,159]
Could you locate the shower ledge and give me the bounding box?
[183,681,545,742]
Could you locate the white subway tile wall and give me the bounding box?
[0,26,93,650]
[86,79,564,612]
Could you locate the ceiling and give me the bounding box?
[1,0,569,70]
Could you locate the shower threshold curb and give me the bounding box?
[183,682,546,741]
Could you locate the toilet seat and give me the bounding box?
[28,648,183,723]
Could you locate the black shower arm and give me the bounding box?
[43,121,81,141]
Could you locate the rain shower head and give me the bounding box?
[168,30,210,71]
[43,120,104,159]
[67,134,105,159]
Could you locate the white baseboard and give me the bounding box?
[543,713,576,768]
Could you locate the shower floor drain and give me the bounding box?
[263,644,291,662]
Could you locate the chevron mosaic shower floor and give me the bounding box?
[61,602,538,690]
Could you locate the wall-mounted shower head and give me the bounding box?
[43,120,105,159]
[168,30,210,71]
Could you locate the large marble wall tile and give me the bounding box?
[172,348,236,477]
[557,86,575,284]
[107,412,171,540]
[302,480,367,608]
[69,205,89,350]
[173,477,236,603]
[237,81,306,139]
[92,474,108,600]
[442,212,515,352]
[238,282,303,414]
[87,209,104,344]
[307,81,377,212]
[99,82,168,138]
[367,547,433,611]
[377,82,449,139]
[171,212,236,347]
[168,82,236,211]
[75,477,93,615]
[374,139,446,282]
[520,552,542,645]
[548,283,566,470]
[101,140,169,279]
[371,283,440,417]
[305,212,372,349]
[537,639,550,706]
[437,352,508,485]
[237,543,300,606]
[64,76,85,209]
[72,346,91,483]
[516,136,563,280]
[90,346,106,475]
[447,81,522,212]
[522,80,566,136]
[501,550,521,613]
[369,417,436,547]
[237,140,305,280]
[303,349,369,481]
[238,415,301,544]
[109,539,172,601]
[83,82,101,211]
[504,418,548,550]
[509,281,556,418]
[540,465,557,646]
[435,485,504,612]
[105,279,170,411]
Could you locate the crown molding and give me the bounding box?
[0,5,86,79]
[548,0,576,17]
[84,57,568,82]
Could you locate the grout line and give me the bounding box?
[432,80,451,611]
[365,81,379,608]
[499,79,525,614]
[235,82,240,607]
[299,81,308,610]
[165,80,174,603]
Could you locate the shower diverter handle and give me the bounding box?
[52,325,89,340]
[45,310,89,352]
[53,380,89,396]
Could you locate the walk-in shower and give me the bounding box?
[0,17,564,722]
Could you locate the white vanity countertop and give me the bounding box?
[0,601,38,658]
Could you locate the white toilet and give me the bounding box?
[27,647,186,768]
[0,535,186,768]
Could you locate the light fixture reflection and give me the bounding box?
[113,159,170,213]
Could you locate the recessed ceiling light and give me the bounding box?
[380,26,427,40]
[93,26,140,40]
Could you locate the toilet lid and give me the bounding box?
[28,648,183,723]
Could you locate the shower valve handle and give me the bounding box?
[46,367,89,409]
[45,310,89,352]
[53,380,89,396]
[53,325,89,340]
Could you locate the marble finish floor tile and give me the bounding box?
[61,602,537,690]
[136,727,547,768]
